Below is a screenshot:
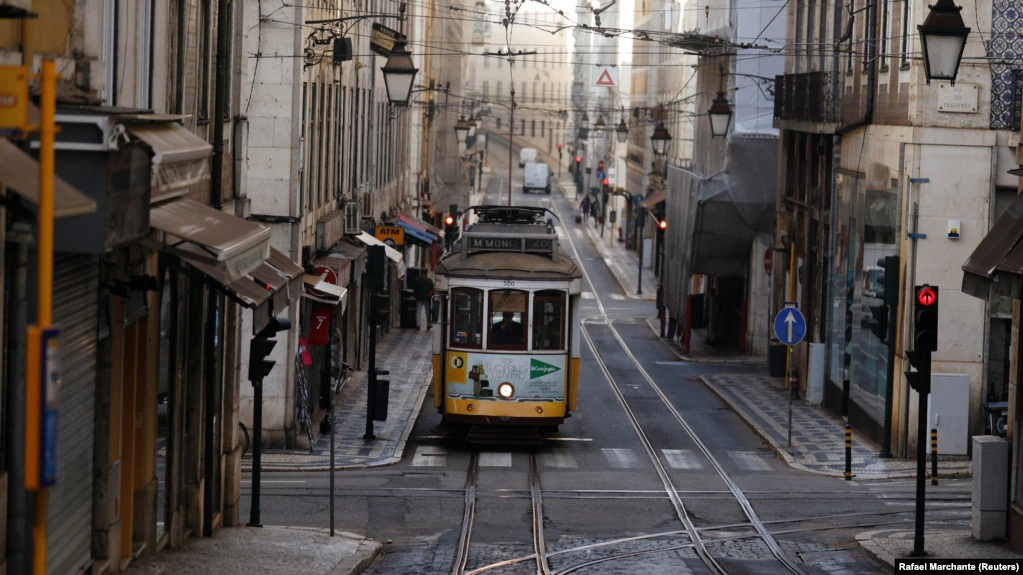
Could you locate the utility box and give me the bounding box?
[373,368,390,421]
[806,343,825,406]
[927,373,970,455]
[972,436,1008,541]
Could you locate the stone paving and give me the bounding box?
[856,528,1023,568]
[126,526,379,575]
[701,372,972,479]
[556,176,657,301]
[248,327,433,471]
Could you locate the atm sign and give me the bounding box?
[375,226,405,246]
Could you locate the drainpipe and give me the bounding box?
[211,0,231,208]
[176,0,186,113]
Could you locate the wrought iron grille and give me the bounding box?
[774,72,839,123]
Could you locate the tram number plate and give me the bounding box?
[466,237,554,253]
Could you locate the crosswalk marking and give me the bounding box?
[554,226,565,237]
[573,228,584,238]
[727,451,772,471]
[602,448,639,469]
[581,292,595,299]
[411,446,447,467]
[478,452,513,467]
[538,449,578,469]
[609,294,626,301]
[662,449,704,470]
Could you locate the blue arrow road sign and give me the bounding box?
[596,170,606,182]
[774,307,806,346]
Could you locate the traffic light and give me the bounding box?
[444,214,457,251]
[913,285,939,352]
[658,219,668,230]
[557,143,563,150]
[879,256,900,306]
[602,177,609,187]
[905,349,931,395]
[249,316,292,383]
[369,292,390,327]
[368,244,387,293]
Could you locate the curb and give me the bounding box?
[243,369,433,473]
[329,539,383,575]
[554,181,657,302]
[855,529,901,572]
[697,374,971,481]
[642,317,766,365]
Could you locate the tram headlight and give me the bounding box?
[497,383,515,399]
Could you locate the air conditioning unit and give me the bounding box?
[342,200,361,235]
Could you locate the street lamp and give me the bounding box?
[615,118,629,144]
[650,121,671,156]
[381,38,419,106]
[594,116,606,131]
[580,112,590,123]
[708,91,733,138]
[467,117,478,137]
[918,0,971,85]
[454,115,470,143]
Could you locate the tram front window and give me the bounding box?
[451,288,484,348]
[533,290,565,351]
[489,289,528,350]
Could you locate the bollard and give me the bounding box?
[931,428,938,486]
[844,425,852,481]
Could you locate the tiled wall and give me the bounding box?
[990,0,1022,129]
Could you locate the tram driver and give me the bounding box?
[491,311,525,346]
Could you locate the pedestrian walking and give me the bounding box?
[412,272,435,331]
[581,196,591,222]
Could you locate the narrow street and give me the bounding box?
[240,138,972,574]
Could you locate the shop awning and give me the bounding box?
[638,189,666,209]
[303,275,349,310]
[150,197,271,284]
[963,193,1023,299]
[127,123,212,164]
[395,217,438,246]
[0,138,97,218]
[401,214,443,237]
[355,232,407,278]
[127,122,212,202]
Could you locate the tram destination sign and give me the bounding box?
[465,236,554,253]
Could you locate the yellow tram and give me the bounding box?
[432,206,583,439]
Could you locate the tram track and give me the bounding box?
[546,189,808,575]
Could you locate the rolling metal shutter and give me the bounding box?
[47,253,98,575]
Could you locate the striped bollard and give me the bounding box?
[844,425,852,481]
[931,428,938,486]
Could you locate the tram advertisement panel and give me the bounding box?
[446,351,566,401]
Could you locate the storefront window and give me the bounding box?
[827,172,901,429]
[489,289,528,350]
[533,290,566,351]
[451,288,484,348]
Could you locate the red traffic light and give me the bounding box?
[575,155,582,163]
[658,220,668,230]
[557,143,563,149]
[444,215,455,226]
[602,178,609,186]
[917,287,937,307]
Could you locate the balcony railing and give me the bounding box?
[774,72,839,124]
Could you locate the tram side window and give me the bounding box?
[451,288,484,348]
[489,289,528,350]
[533,290,566,351]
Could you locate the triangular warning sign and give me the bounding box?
[595,69,615,86]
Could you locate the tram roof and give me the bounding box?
[436,245,582,280]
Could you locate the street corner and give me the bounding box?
[855,529,902,571]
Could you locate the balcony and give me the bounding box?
[774,72,840,126]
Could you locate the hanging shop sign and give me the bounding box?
[375,226,405,247]
[370,23,406,57]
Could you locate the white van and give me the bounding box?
[519,148,538,167]
[523,162,551,194]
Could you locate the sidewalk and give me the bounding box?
[246,327,433,472]
[126,526,379,575]
[556,176,657,300]
[701,371,971,479]
[856,529,1020,569]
